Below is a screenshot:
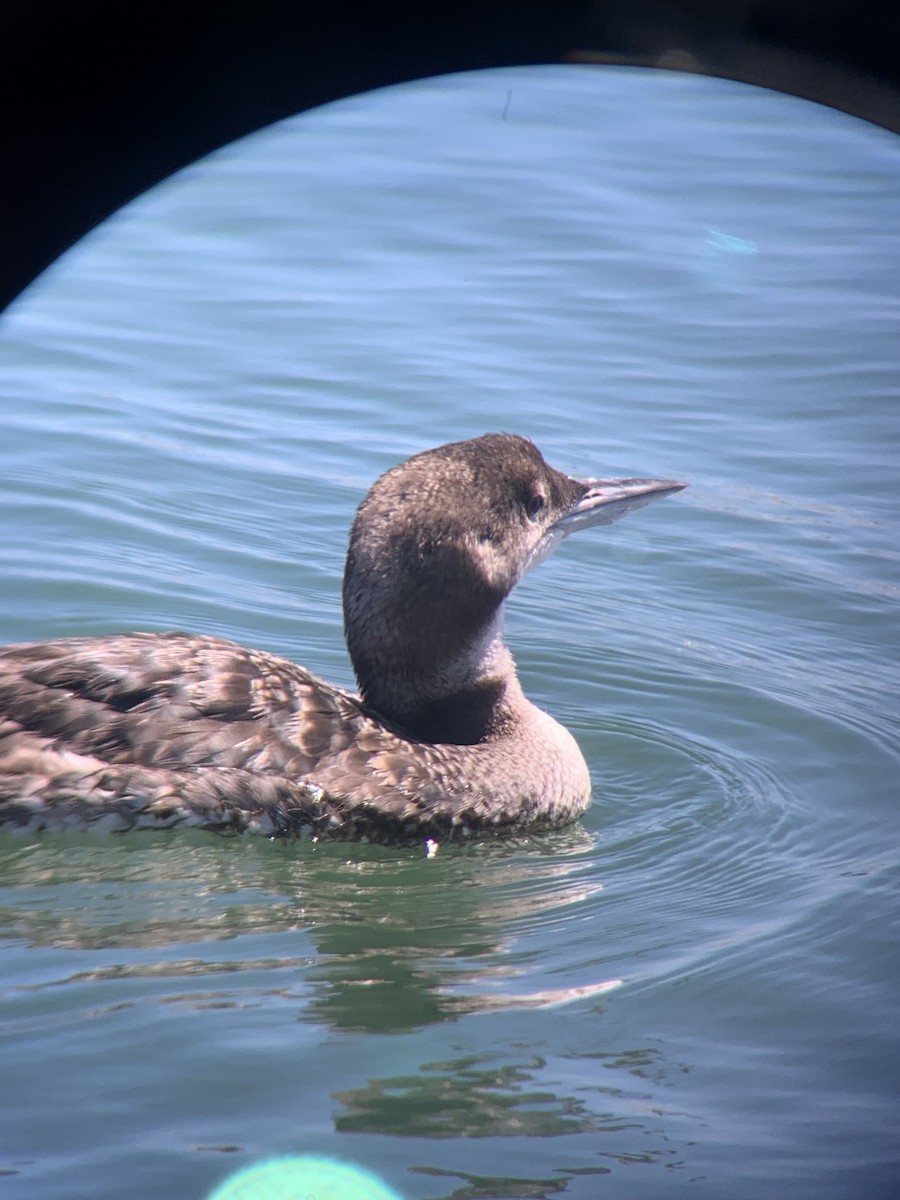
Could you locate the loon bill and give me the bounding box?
[0,433,685,842]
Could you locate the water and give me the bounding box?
[1,65,899,1198]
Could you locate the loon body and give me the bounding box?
[0,434,683,842]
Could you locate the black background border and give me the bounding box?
[2,0,898,313]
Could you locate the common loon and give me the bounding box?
[0,434,684,842]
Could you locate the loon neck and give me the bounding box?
[355,623,525,745]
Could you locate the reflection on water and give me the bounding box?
[1,828,705,1193]
[411,1164,610,1198]
[336,1053,598,1138]
[333,1040,697,1194]
[1,829,612,1033]
[334,1044,677,1141]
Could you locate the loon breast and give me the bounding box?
[0,433,684,843]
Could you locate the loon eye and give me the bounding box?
[525,492,546,521]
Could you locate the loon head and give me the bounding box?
[342,433,684,742]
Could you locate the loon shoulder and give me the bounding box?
[0,433,684,842]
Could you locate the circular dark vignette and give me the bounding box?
[0,0,898,314]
